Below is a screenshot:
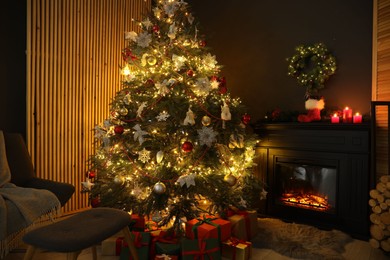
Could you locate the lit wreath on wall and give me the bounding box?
[287,42,337,97]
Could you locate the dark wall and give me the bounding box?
[187,0,373,121]
[0,2,27,136]
[0,1,373,131]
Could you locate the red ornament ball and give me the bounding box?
[87,171,96,179]
[242,114,251,125]
[219,86,227,94]
[90,197,100,208]
[187,69,194,77]
[114,125,124,135]
[181,141,193,152]
[146,78,155,86]
[153,25,160,33]
[199,40,206,47]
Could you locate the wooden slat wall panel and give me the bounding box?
[374,0,390,181]
[26,0,151,214]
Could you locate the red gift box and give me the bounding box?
[185,215,231,242]
[130,214,145,231]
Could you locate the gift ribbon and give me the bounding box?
[192,216,221,241]
[115,237,125,256]
[182,239,219,260]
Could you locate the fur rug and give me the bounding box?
[252,218,353,260]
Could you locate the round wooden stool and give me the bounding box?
[22,207,139,260]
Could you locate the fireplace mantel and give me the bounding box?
[254,122,370,239]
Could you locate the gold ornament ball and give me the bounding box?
[153,181,166,194]
[224,174,237,186]
[201,115,211,126]
[119,107,128,116]
[113,175,124,185]
[147,55,157,66]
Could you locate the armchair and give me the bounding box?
[3,132,75,206]
[0,132,75,258]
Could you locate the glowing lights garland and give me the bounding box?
[287,42,336,95]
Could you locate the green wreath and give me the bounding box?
[287,43,336,95]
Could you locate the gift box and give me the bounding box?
[221,238,252,260]
[227,209,258,240]
[181,238,221,260]
[150,230,181,259]
[228,214,247,241]
[155,255,178,260]
[101,236,127,256]
[119,231,151,260]
[185,216,231,242]
[128,214,145,231]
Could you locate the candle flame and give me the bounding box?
[333,113,338,117]
[355,112,360,116]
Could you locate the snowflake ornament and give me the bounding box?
[163,0,179,17]
[138,148,151,163]
[194,77,211,96]
[197,126,218,147]
[156,111,170,121]
[137,32,152,48]
[203,53,218,70]
[172,54,187,70]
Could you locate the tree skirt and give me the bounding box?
[252,218,353,260]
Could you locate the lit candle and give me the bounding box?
[343,107,353,123]
[331,113,340,123]
[353,112,362,123]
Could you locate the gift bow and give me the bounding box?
[182,239,219,260]
[192,216,221,241]
[158,254,172,260]
[227,237,251,260]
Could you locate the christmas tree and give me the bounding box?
[85,0,266,233]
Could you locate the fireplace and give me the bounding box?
[254,123,370,239]
[275,161,337,214]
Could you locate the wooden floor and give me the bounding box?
[3,238,389,260]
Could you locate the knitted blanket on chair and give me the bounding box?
[0,131,60,257]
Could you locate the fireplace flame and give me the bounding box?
[281,192,331,211]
